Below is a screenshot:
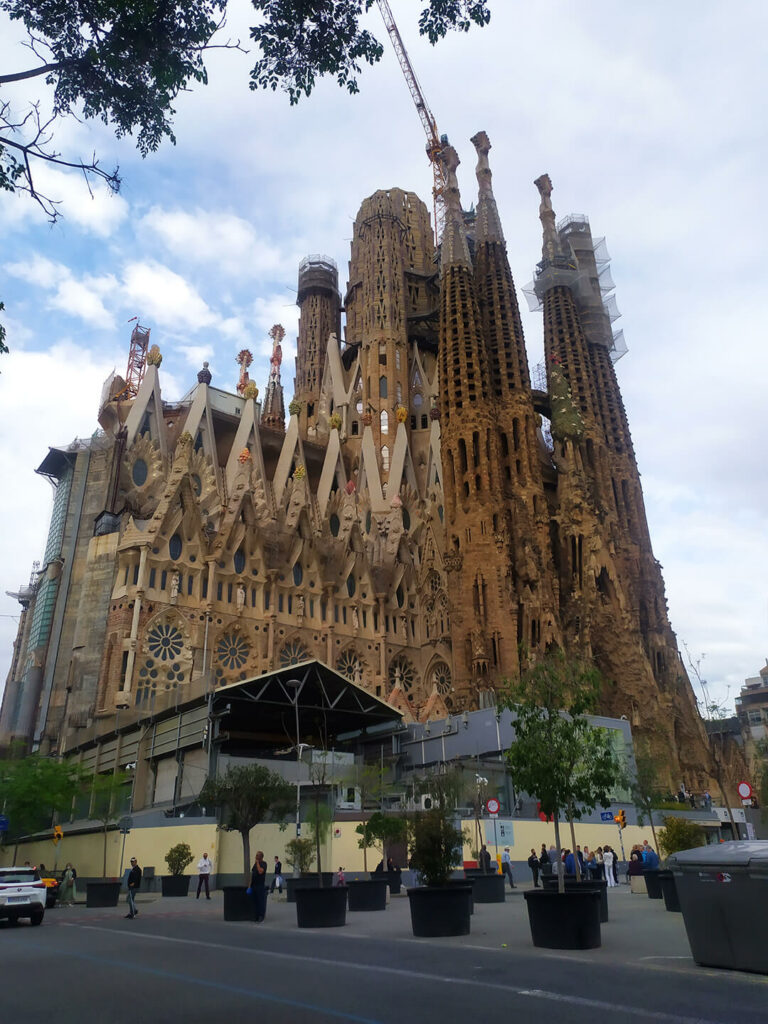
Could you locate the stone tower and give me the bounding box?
[436,145,513,704]
[344,189,435,481]
[294,255,341,439]
[532,174,712,775]
[470,133,559,672]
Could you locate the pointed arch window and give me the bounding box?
[381,445,390,472]
[380,410,389,435]
[379,376,388,398]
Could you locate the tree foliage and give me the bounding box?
[0,753,85,839]
[249,0,490,105]
[199,763,293,881]
[500,648,624,888]
[165,842,194,876]
[657,816,705,859]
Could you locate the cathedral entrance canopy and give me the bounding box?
[212,660,402,756]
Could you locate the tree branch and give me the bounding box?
[0,61,64,85]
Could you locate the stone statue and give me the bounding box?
[296,593,305,625]
[236,584,246,612]
[352,606,359,631]
[534,173,560,262]
[170,572,180,601]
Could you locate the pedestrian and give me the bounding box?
[334,866,346,887]
[249,851,267,922]
[196,851,213,899]
[603,846,616,887]
[500,847,516,889]
[539,845,551,877]
[270,855,283,894]
[703,789,712,810]
[125,857,142,918]
[527,848,540,887]
[479,844,493,873]
[595,847,604,879]
[59,862,76,905]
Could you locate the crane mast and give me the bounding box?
[376,0,446,244]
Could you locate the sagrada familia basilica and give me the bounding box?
[0,133,716,786]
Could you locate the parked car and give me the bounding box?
[0,867,46,925]
[39,875,59,908]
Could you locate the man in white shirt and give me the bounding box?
[196,852,213,899]
[501,847,516,889]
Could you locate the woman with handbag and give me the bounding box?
[249,851,268,922]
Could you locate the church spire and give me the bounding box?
[260,324,286,432]
[439,144,472,271]
[471,131,504,245]
[534,173,564,264]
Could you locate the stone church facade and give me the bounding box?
[1,134,715,788]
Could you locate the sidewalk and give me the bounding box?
[60,881,695,969]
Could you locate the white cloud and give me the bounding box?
[121,260,217,331]
[4,256,117,328]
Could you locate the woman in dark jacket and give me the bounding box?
[250,851,268,922]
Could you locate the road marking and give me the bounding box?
[60,924,729,1023]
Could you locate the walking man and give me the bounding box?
[527,848,540,887]
[270,855,283,894]
[196,851,213,899]
[125,857,142,918]
[501,847,516,889]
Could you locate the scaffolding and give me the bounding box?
[523,215,628,364]
[124,323,151,397]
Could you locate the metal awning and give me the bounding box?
[211,660,403,755]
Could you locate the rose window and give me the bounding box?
[388,656,416,699]
[337,649,364,683]
[147,623,183,662]
[431,662,452,696]
[279,640,310,667]
[217,634,249,671]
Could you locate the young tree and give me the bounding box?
[407,765,466,887]
[356,811,407,872]
[199,763,293,882]
[500,648,624,892]
[90,770,132,878]
[631,751,663,854]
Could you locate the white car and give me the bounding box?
[0,867,46,926]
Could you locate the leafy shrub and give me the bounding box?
[657,817,706,858]
[165,842,194,876]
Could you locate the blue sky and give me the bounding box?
[1,1,766,713]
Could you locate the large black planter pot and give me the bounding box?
[543,877,608,923]
[524,889,602,950]
[161,875,191,898]
[644,869,663,899]
[408,885,472,937]
[222,886,254,921]
[286,874,334,903]
[86,882,121,908]
[295,886,348,928]
[347,879,387,911]
[658,869,681,912]
[464,867,499,877]
[471,874,506,904]
[446,877,474,913]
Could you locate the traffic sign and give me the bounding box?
[737,781,753,800]
[0,814,8,832]
[600,811,614,822]
[486,797,500,815]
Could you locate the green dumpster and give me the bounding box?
[669,841,768,974]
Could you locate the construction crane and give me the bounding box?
[114,318,151,401]
[377,0,447,245]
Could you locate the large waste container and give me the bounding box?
[668,841,768,974]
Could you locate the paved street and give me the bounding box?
[1,884,766,1023]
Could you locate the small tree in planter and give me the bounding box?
[199,764,293,882]
[285,837,315,875]
[631,750,664,855]
[162,842,194,896]
[406,767,470,936]
[501,647,623,893]
[357,811,407,873]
